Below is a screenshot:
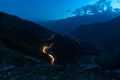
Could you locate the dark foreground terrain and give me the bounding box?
[0,12,120,80]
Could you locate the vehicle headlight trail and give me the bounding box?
[41,34,56,65]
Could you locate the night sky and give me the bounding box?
[0,0,119,21]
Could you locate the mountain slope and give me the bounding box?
[0,12,100,66]
[0,11,54,64]
[39,14,115,34]
[71,16,120,69]
[0,12,119,79]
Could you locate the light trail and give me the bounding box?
[42,44,53,54]
[41,34,56,65]
[42,43,55,65]
[42,46,48,54]
[48,34,55,40]
[48,54,55,65]
[42,43,53,54]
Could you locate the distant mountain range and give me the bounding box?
[38,14,117,34]
[71,16,120,69]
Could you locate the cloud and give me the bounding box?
[72,0,115,16]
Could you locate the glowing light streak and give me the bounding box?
[41,34,56,65]
[48,54,55,65]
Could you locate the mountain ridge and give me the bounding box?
[71,15,120,69]
[38,13,116,34]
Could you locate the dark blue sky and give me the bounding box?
[0,0,119,21]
